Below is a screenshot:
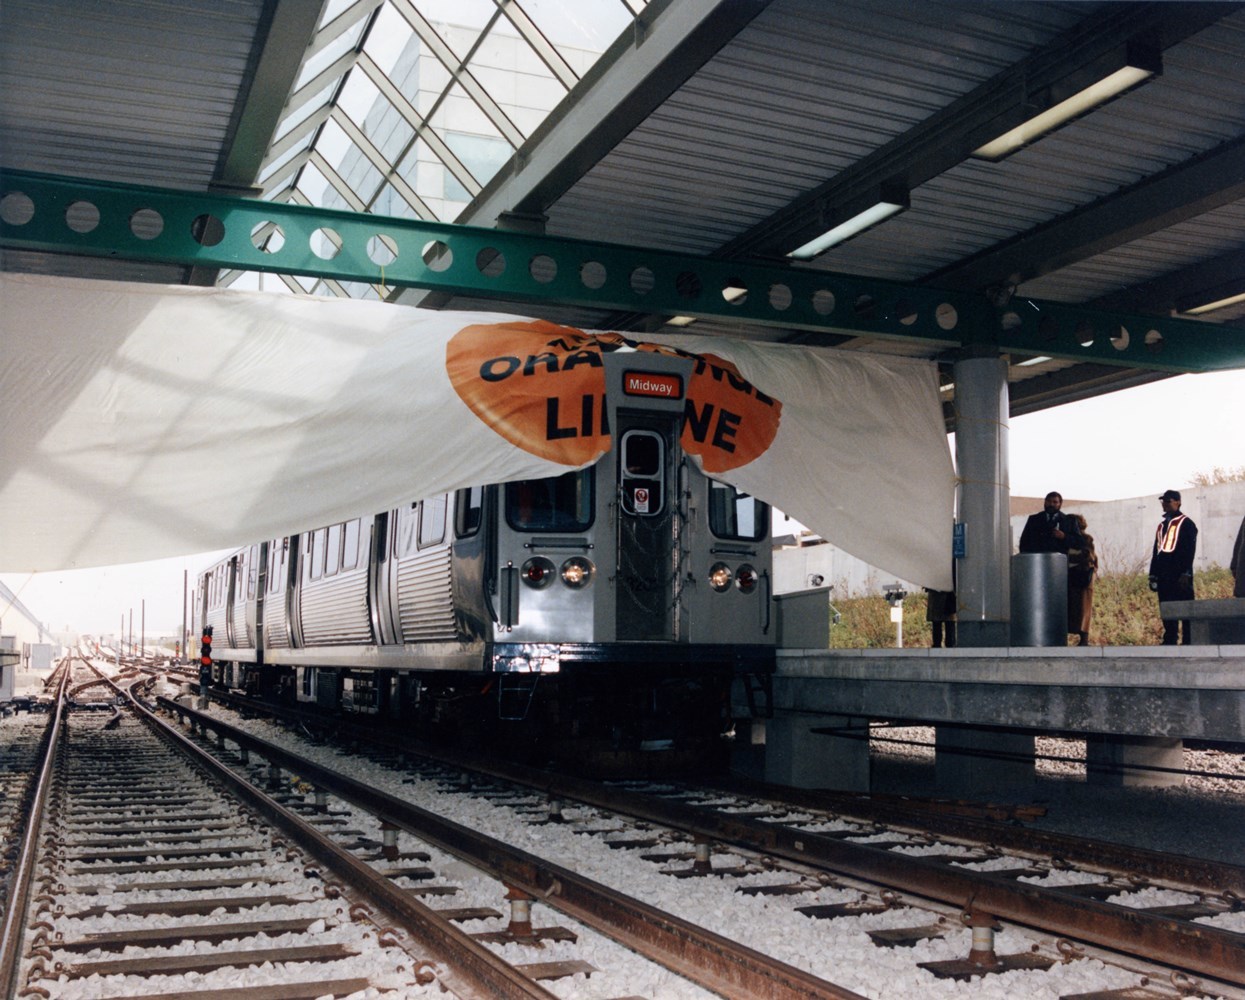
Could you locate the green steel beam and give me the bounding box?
[2,169,1243,373]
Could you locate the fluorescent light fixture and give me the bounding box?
[973,45,1159,161]
[1017,355,1053,367]
[1184,291,1245,316]
[788,186,909,261]
[665,315,697,327]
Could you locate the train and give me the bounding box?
[195,350,776,768]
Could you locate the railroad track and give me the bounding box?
[0,667,582,996]
[2,660,781,999]
[163,688,1245,999]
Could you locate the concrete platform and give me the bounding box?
[769,644,1245,741]
[734,645,1245,795]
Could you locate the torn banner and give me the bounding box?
[0,273,955,587]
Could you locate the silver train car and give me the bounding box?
[197,352,775,763]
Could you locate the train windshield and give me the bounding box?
[506,469,595,532]
[708,480,769,541]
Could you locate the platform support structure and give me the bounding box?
[934,727,1035,795]
[1085,734,1184,788]
[952,350,1011,648]
[763,712,870,792]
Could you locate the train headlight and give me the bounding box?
[560,556,593,588]
[736,564,758,593]
[708,562,733,592]
[521,556,556,588]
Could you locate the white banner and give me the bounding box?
[0,273,955,587]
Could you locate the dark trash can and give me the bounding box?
[1011,553,1068,646]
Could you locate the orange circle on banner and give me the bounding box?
[446,321,611,465]
[680,350,782,473]
[445,322,781,471]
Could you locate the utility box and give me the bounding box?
[23,643,54,671]
[774,587,832,648]
[0,636,17,702]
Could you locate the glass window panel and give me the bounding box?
[315,117,354,173]
[320,0,357,25]
[443,130,512,188]
[471,62,519,107]
[419,494,447,548]
[455,486,484,537]
[296,160,331,206]
[517,0,634,53]
[412,0,499,63]
[326,523,343,576]
[342,519,360,570]
[397,502,419,557]
[339,279,383,299]
[258,138,313,187]
[708,481,769,542]
[314,118,384,208]
[371,102,417,166]
[506,470,594,532]
[433,83,504,139]
[364,5,415,76]
[374,182,421,219]
[510,72,568,135]
[275,81,337,146]
[338,70,381,126]
[295,19,366,91]
[415,157,445,200]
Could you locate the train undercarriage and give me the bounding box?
[210,651,772,777]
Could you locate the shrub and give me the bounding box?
[826,567,1236,648]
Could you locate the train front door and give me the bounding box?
[616,420,677,641]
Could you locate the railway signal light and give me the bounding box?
[200,625,213,667]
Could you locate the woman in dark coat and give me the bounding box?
[1066,514,1098,645]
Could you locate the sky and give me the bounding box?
[2,368,1241,640]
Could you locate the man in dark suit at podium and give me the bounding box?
[1019,491,1081,555]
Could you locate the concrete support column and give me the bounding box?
[935,727,1034,796]
[952,352,1011,647]
[1086,735,1184,787]
[763,712,870,791]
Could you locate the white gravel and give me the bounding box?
[189,706,1244,1000]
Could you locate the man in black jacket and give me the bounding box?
[1018,491,1080,554]
[1149,489,1198,645]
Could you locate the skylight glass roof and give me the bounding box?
[225,0,647,298]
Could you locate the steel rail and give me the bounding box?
[704,774,1245,897]
[0,661,72,998]
[440,748,1245,986]
[188,689,1245,984]
[162,696,866,1000]
[112,685,559,999]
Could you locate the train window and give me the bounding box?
[708,480,769,541]
[620,430,664,516]
[420,495,447,548]
[506,469,594,532]
[247,545,258,598]
[268,541,285,594]
[325,523,342,577]
[308,529,326,581]
[396,502,419,558]
[342,520,360,570]
[455,486,484,538]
